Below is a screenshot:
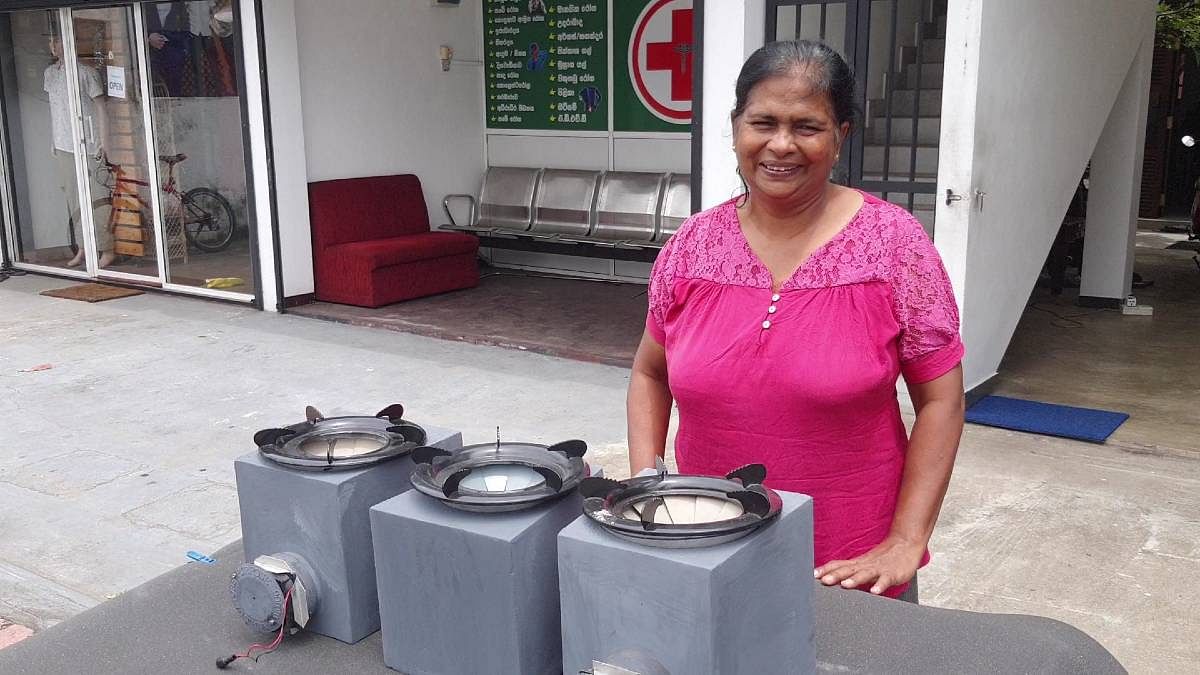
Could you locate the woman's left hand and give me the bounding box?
[814,535,925,595]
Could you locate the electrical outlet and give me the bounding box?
[1122,304,1153,316]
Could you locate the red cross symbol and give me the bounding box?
[645,8,693,102]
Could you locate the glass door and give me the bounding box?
[0,9,94,275]
[0,6,162,283]
[70,4,164,283]
[1,2,255,301]
[143,0,255,298]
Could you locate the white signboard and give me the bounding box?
[106,66,126,99]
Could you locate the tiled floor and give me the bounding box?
[289,269,650,367]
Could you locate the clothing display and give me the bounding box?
[646,191,964,598]
[44,61,104,155]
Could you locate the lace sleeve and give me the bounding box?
[646,228,686,344]
[891,216,964,383]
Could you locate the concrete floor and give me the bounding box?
[1,266,1199,673]
[995,232,1200,456]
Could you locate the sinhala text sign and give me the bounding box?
[484,0,693,135]
[485,0,608,131]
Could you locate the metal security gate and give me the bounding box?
[766,0,946,234]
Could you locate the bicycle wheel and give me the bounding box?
[182,187,237,252]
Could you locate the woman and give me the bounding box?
[627,40,965,601]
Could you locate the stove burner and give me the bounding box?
[253,404,426,470]
[409,438,588,512]
[579,464,782,548]
[458,464,549,492]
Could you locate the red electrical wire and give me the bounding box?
[217,587,293,669]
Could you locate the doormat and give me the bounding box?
[1166,240,1200,251]
[40,283,144,303]
[965,395,1129,443]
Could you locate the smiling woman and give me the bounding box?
[626,39,966,602]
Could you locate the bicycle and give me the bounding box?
[97,151,237,253]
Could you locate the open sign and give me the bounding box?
[106,66,126,99]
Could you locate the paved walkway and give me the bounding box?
[1,274,1198,672]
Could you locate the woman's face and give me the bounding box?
[732,70,849,207]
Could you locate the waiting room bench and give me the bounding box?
[441,167,690,263]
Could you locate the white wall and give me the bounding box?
[240,0,278,310]
[486,133,607,170]
[699,0,765,208]
[259,0,313,300]
[936,0,1157,390]
[485,133,690,174]
[613,137,690,172]
[293,0,486,229]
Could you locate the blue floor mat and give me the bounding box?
[965,395,1129,443]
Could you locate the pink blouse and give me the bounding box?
[646,192,964,598]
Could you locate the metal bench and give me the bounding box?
[657,172,691,243]
[593,171,666,245]
[532,169,602,240]
[443,166,690,262]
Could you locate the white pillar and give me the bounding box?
[241,0,279,311]
[699,0,766,209]
[1079,15,1155,304]
[250,0,314,307]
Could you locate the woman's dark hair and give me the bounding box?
[731,40,858,131]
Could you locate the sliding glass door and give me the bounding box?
[0,6,161,283]
[0,1,255,301]
[73,4,164,282]
[143,0,253,295]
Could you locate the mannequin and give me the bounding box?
[44,34,113,268]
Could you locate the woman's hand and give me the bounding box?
[815,365,965,595]
[813,535,925,595]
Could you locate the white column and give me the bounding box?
[1079,14,1155,303]
[262,0,314,301]
[699,0,766,210]
[246,0,314,308]
[241,0,279,310]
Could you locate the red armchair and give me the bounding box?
[309,175,479,307]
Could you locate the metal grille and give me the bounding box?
[766,0,946,236]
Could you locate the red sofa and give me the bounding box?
[309,175,479,307]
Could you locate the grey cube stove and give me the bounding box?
[370,443,585,675]
[559,488,816,675]
[233,408,461,644]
